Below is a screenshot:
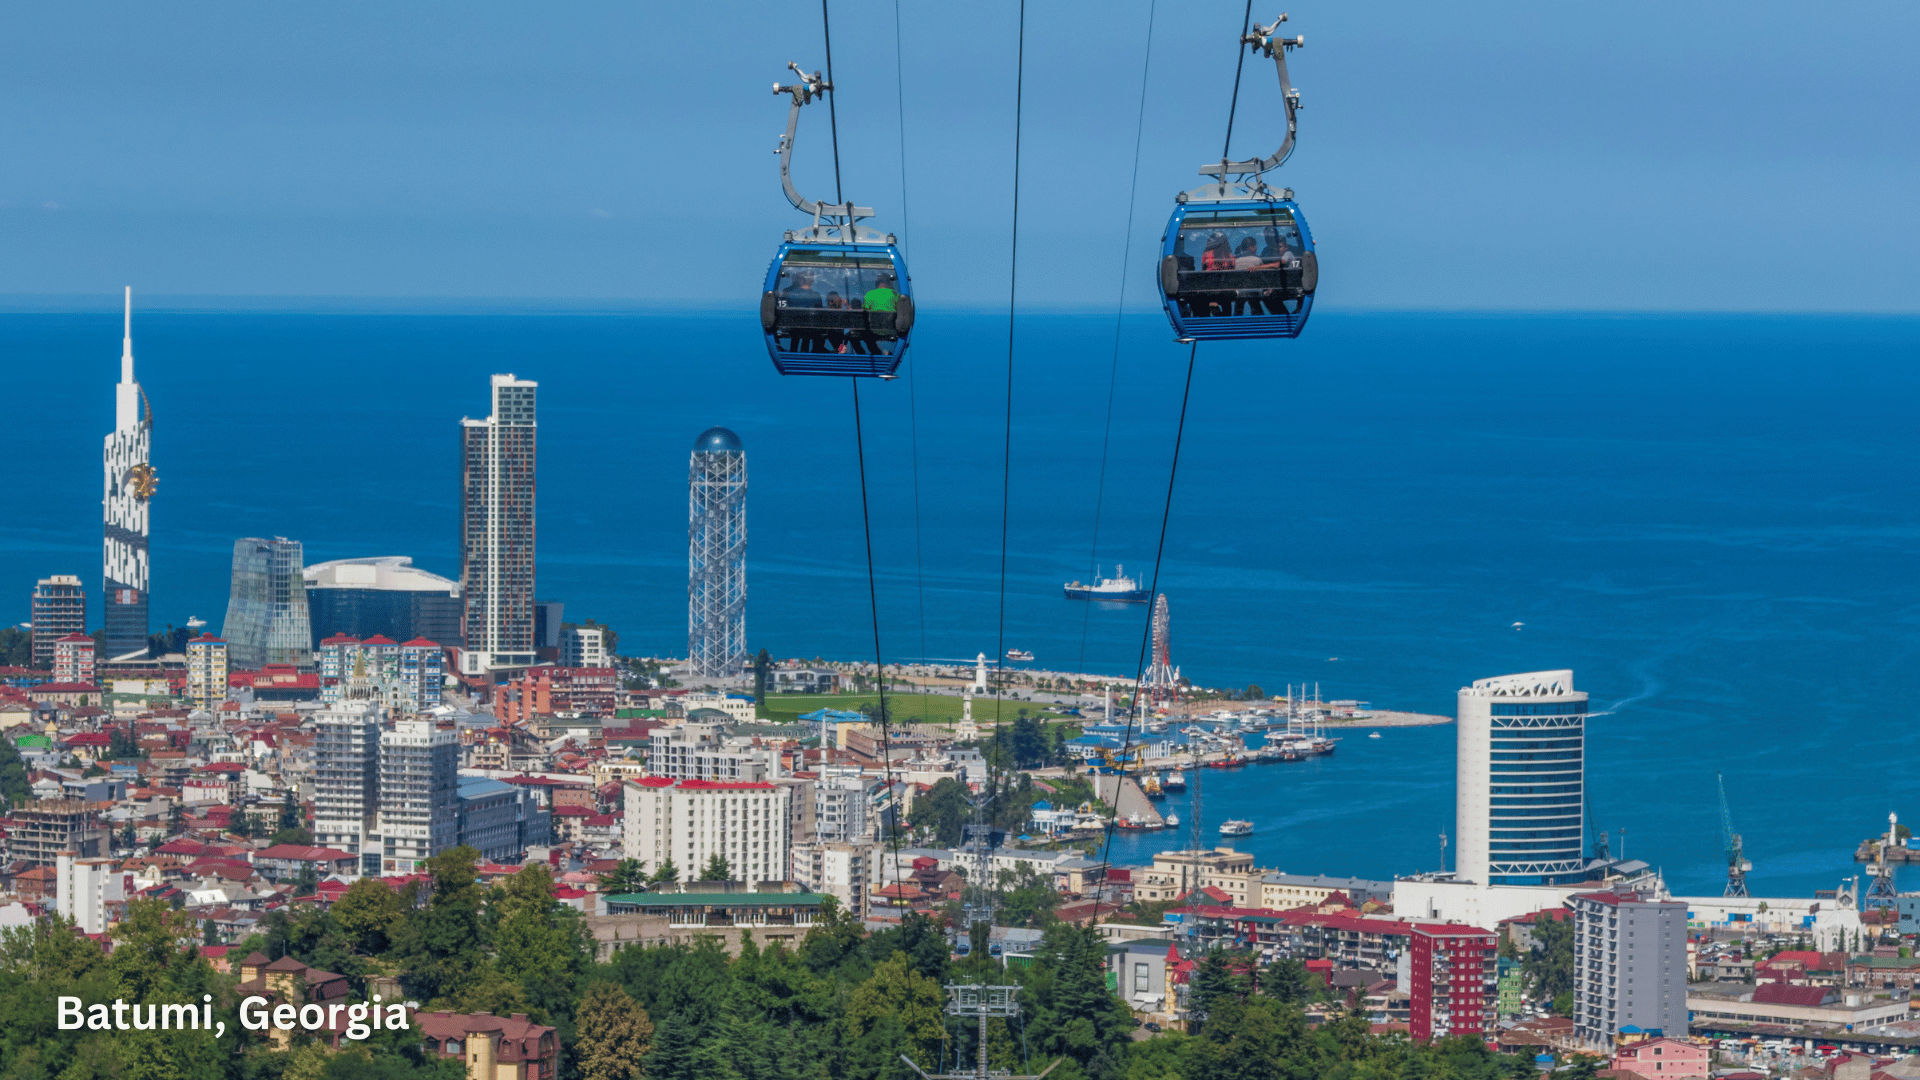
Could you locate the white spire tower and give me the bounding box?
[103,287,156,660]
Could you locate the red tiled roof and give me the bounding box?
[55,633,95,644]
[191,633,224,643]
[36,683,103,693]
[319,635,360,646]
[1753,983,1834,1007]
[676,779,776,791]
[360,635,398,646]
[253,845,355,863]
[401,638,440,648]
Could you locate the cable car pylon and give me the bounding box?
[1158,12,1320,342]
[761,62,915,377]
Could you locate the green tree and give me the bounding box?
[845,953,948,1070]
[996,864,1062,928]
[599,858,652,895]
[1258,957,1322,1006]
[909,777,968,846]
[575,981,655,1080]
[0,627,32,668]
[1522,912,1574,1003]
[491,863,593,1022]
[649,857,682,885]
[0,738,29,805]
[1028,924,1136,1073]
[389,845,489,1003]
[332,877,406,955]
[269,825,315,847]
[754,648,772,705]
[1187,948,1246,1030]
[701,853,733,883]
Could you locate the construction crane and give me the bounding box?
[1717,772,1751,897]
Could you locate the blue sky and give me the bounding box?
[1,0,1915,310]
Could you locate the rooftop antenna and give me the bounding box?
[1439,829,1448,873]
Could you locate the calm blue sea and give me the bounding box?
[5,307,1919,900]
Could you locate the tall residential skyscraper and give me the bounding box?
[375,716,459,874]
[1455,669,1588,887]
[103,288,155,661]
[222,537,313,670]
[312,693,382,868]
[30,575,86,670]
[459,374,538,676]
[688,427,746,678]
[1570,889,1687,1048]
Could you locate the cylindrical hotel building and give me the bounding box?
[1456,669,1588,886]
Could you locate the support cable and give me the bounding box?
[993,0,1027,731]
[825,0,903,910]
[822,0,846,204]
[893,0,930,668]
[1221,0,1256,158]
[1076,0,1160,675]
[1090,342,1198,921]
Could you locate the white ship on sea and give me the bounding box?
[1219,819,1254,837]
[1063,565,1150,603]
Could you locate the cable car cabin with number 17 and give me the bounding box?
[1156,15,1320,343]
[761,243,914,378]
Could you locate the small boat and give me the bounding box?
[1368,731,1381,739]
[1005,649,1034,662]
[1164,814,1180,828]
[1219,819,1253,837]
[1162,772,1187,792]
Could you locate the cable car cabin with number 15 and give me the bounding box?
[760,62,915,378]
[762,242,914,377]
[1157,15,1319,343]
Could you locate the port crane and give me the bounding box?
[1717,772,1751,897]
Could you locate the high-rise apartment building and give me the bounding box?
[30,576,86,670]
[1571,890,1687,1048]
[223,537,313,670]
[185,634,229,711]
[688,427,747,678]
[102,289,154,661]
[1408,924,1498,1041]
[304,556,463,649]
[459,374,538,676]
[312,696,382,868]
[624,777,791,883]
[561,625,606,668]
[376,717,459,874]
[52,634,97,685]
[1455,670,1588,886]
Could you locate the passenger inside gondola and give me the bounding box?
[771,253,904,355]
[1176,214,1306,317]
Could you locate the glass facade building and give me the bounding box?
[1455,670,1588,886]
[222,537,313,670]
[459,374,538,674]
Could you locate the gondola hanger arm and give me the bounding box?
[1199,13,1304,180]
[772,61,873,225]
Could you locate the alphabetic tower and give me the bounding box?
[688,427,747,678]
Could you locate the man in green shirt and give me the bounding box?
[862,274,899,313]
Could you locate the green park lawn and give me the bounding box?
[756,690,1055,728]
